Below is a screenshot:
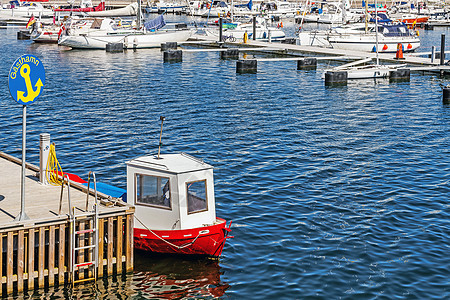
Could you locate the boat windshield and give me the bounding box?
[135,174,171,209]
[380,24,410,37]
[187,180,208,214]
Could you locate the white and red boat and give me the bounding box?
[126,153,232,257]
[56,151,232,257]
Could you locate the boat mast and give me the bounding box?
[375,0,379,65]
[137,0,141,29]
[365,0,368,33]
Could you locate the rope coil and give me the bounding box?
[46,143,64,186]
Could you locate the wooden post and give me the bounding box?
[116,216,123,274]
[7,232,13,294]
[58,224,65,284]
[107,217,113,275]
[98,219,104,277]
[441,33,445,65]
[38,227,45,288]
[219,17,223,42]
[17,230,25,292]
[48,226,55,286]
[252,16,256,41]
[125,214,134,272]
[28,228,35,290]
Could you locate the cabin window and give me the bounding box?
[186,180,208,214]
[135,174,171,209]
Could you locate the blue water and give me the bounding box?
[1,19,449,299]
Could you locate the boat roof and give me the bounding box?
[127,153,213,174]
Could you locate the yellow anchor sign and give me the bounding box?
[8,54,45,105]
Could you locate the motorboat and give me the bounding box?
[128,152,232,256]
[42,122,232,257]
[0,0,53,21]
[299,22,420,53]
[199,17,286,41]
[58,15,192,49]
[260,0,302,19]
[188,0,230,18]
[31,21,61,43]
[225,21,285,40]
[295,1,362,25]
[145,0,187,14]
[329,22,420,52]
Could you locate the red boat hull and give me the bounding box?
[399,17,429,25]
[134,218,231,257]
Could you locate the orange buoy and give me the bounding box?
[407,43,413,50]
[382,44,388,51]
[395,43,405,59]
[280,22,283,28]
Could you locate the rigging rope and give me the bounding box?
[46,143,64,186]
[134,215,201,250]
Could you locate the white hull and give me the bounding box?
[299,31,420,53]
[329,36,420,53]
[223,23,285,41]
[324,65,407,80]
[59,29,192,49]
[0,8,53,20]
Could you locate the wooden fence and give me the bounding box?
[0,212,134,296]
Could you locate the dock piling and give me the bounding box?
[440,34,446,65]
[161,42,178,51]
[253,17,256,41]
[17,31,30,40]
[443,86,450,104]
[163,50,183,62]
[325,71,348,86]
[431,46,436,63]
[297,58,317,70]
[236,60,257,74]
[221,48,239,60]
[389,69,411,82]
[106,43,124,53]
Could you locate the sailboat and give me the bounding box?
[323,0,408,79]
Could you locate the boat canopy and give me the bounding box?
[379,24,410,37]
[144,14,166,31]
[127,153,217,230]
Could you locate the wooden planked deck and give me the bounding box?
[0,152,130,229]
[0,152,134,296]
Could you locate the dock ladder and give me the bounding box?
[69,171,100,287]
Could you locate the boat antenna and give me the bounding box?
[157,116,165,159]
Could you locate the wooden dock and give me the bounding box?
[181,36,450,75]
[0,152,134,296]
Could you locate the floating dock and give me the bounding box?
[0,151,134,296]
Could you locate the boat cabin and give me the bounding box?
[126,153,217,231]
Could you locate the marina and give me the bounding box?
[1,0,450,298]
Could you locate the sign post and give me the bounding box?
[8,54,45,221]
